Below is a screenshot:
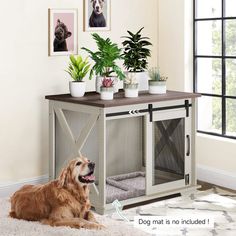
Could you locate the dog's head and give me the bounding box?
[91,0,105,15]
[54,19,72,42]
[58,157,95,188]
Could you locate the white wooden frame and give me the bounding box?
[48,98,198,214]
[83,0,111,32]
[48,9,78,56]
[49,101,101,198]
[146,107,191,195]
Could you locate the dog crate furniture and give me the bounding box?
[46,90,200,214]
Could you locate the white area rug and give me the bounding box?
[109,187,236,235]
[1,187,236,236]
[0,199,146,236]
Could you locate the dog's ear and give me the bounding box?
[57,19,61,25]
[66,31,72,38]
[57,167,68,188]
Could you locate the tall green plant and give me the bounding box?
[82,33,125,80]
[65,55,90,81]
[122,27,152,72]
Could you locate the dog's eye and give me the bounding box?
[76,161,82,166]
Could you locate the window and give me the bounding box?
[194,0,236,139]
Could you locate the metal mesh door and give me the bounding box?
[153,118,185,186]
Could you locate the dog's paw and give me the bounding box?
[96,224,106,230]
[88,223,106,230]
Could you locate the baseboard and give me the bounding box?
[197,165,236,190]
[0,175,49,198]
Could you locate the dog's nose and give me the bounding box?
[96,6,100,11]
[88,162,95,169]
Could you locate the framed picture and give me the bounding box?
[48,9,78,56]
[84,0,111,31]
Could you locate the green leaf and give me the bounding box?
[121,27,152,71]
[82,33,124,80]
[76,56,82,66]
[70,55,77,66]
[65,55,91,81]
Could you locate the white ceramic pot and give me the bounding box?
[148,81,167,94]
[69,81,86,97]
[96,76,119,93]
[124,84,139,98]
[125,71,149,91]
[100,87,114,100]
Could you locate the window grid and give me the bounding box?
[193,0,236,140]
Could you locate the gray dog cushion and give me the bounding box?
[106,172,145,204]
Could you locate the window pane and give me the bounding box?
[197,20,222,55]
[226,99,236,136]
[225,0,236,17]
[197,58,222,94]
[226,59,236,96]
[196,0,221,18]
[226,20,236,56]
[198,96,222,133]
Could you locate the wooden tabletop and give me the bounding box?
[45,90,201,108]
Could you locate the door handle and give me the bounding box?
[186,135,190,156]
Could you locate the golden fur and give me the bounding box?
[10,157,104,230]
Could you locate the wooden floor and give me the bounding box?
[197,180,236,193]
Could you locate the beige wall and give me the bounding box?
[0,0,158,182]
[3,0,234,186]
[158,0,236,181]
[158,0,185,91]
[196,134,236,173]
[158,0,193,92]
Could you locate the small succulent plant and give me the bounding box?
[101,77,114,88]
[124,73,138,85]
[148,67,168,81]
[159,76,168,81]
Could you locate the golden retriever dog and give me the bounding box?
[9,157,104,230]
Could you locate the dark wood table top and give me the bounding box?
[45,90,201,108]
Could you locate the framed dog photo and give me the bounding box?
[84,0,111,31]
[48,9,78,56]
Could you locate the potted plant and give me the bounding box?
[148,67,168,94]
[100,77,114,100]
[122,27,152,91]
[82,33,125,93]
[65,55,91,97]
[124,73,139,98]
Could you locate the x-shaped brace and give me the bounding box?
[54,107,100,195]
[155,119,184,172]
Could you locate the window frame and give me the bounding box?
[193,0,236,140]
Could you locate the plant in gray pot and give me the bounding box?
[124,73,139,98]
[65,55,91,97]
[122,27,152,91]
[100,77,114,100]
[148,67,168,94]
[82,33,125,93]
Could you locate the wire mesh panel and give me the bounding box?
[153,118,185,186]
